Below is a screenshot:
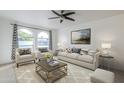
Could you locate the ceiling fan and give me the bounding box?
[48,10,75,23]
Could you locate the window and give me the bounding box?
[18,28,50,49]
[18,29,34,48]
[37,32,49,48]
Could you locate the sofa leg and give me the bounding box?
[34,60,35,63]
[16,64,19,68]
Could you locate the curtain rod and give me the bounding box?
[11,24,50,31]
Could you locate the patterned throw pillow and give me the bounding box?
[19,49,25,55]
[38,48,48,53]
[72,48,81,54]
[19,48,31,55]
[25,49,31,54]
[65,48,72,53]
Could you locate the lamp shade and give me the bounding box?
[101,43,111,49]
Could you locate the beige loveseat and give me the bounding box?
[15,48,35,67]
[36,48,53,61]
[58,50,100,70]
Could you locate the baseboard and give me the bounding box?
[0,61,14,67]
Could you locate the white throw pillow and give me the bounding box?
[80,49,89,55]
[88,50,97,56]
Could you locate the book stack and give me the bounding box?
[48,61,59,66]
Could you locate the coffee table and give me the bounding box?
[35,59,67,83]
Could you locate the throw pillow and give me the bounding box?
[38,48,48,53]
[25,48,31,54]
[88,50,97,56]
[72,48,81,54]
[65,48,72,53]
[19,49,25,55]
[80,49,89,55]
[19,48,31,55]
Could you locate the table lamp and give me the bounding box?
[101,42,111,55]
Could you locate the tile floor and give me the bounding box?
[0,60,124,83]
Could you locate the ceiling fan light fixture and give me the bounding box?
[48,10,75,23]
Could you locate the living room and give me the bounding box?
[0,10,124,83]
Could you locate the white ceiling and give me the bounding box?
[0,10,124,30]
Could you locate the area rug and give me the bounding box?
[15,61,93,83]
[0,64,16,83]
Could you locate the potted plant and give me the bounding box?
[44,52,53,62]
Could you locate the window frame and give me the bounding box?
[37,31,49,48]
[17,28,50,49]
[18,28,34,48]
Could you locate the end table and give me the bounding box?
[99,55,114,70]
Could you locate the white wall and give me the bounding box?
[0,17,58,65]
[58,14,124,71]
[0,17,13,64]
[52,29,58,51]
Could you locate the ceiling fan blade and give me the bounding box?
[61,10,64,14]
[60,19,63,23]
[65,17,75,21]
[48,17,60,19]
[52,10,61,16]
[63,12,75,16]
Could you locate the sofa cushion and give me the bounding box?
[19,54,33,60]
[77,55,93,63]
[66,53,79,59]
[58,52,68,57]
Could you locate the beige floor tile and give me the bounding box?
[0,61,124,83]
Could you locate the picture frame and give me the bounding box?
[71,28,91,44]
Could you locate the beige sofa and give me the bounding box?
[58,51,100,70]
[15,48,35,67]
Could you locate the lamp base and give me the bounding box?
[101,49,110,56]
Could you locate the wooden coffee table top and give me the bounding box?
[36,60,67,72]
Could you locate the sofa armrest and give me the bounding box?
[31,52,36,59]
[58,51,63,56]
[93,52,100,68]
[15,52,20,63]
[36,51,45,59]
